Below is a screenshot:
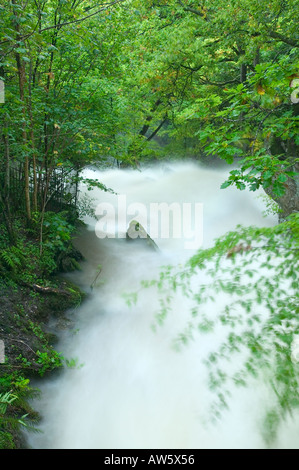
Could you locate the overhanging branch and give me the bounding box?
[268,31,298,48]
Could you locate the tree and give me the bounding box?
[118,0,299,446]
[125,212,299,446]
[0,0,129,245]
[112,0,298,217]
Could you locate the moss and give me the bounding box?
[0,250,85,449]
[0,431,16,449]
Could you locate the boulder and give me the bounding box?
[126,220,159,252]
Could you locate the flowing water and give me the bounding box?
[26,161,298,449]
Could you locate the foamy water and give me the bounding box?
[25,161,298,449]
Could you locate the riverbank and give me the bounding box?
[0,228,86,449]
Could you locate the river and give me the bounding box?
[25,161,298,449]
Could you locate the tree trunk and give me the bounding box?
[0,64,16,244]
[13,0,31,222]
[27,43,38,213]
[264,162,299,222]
[265,128,299,221]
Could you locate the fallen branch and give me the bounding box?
[31,284,72,296]
[19,280,73,296]
[90,267,102,290]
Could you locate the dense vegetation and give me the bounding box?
[0,0,298,448]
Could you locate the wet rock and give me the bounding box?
[56,245,84,273]
[126,220,159,251]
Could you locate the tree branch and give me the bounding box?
[0,0,126,46]
[178,0,207,19]
[146,116,168,141]
[180,64,203,72]
[198,76,240,87]
[268,31,298,48]
[38,0,126,33]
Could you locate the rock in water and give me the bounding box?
[126,220,159,251]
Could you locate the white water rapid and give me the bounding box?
[26,161,298,449]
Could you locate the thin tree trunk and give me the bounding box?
[17,57,31,221]
[28,43,38,212]
[253,47,260,68]
[240,63,247,83]
[12,0,31,222]
[1,124,16,244]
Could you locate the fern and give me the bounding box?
[0,391,17,415]
[0,388,40,449]
[0,246,25,271]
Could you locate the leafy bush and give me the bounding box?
[0,373,40,449]
[131,213,299,446]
